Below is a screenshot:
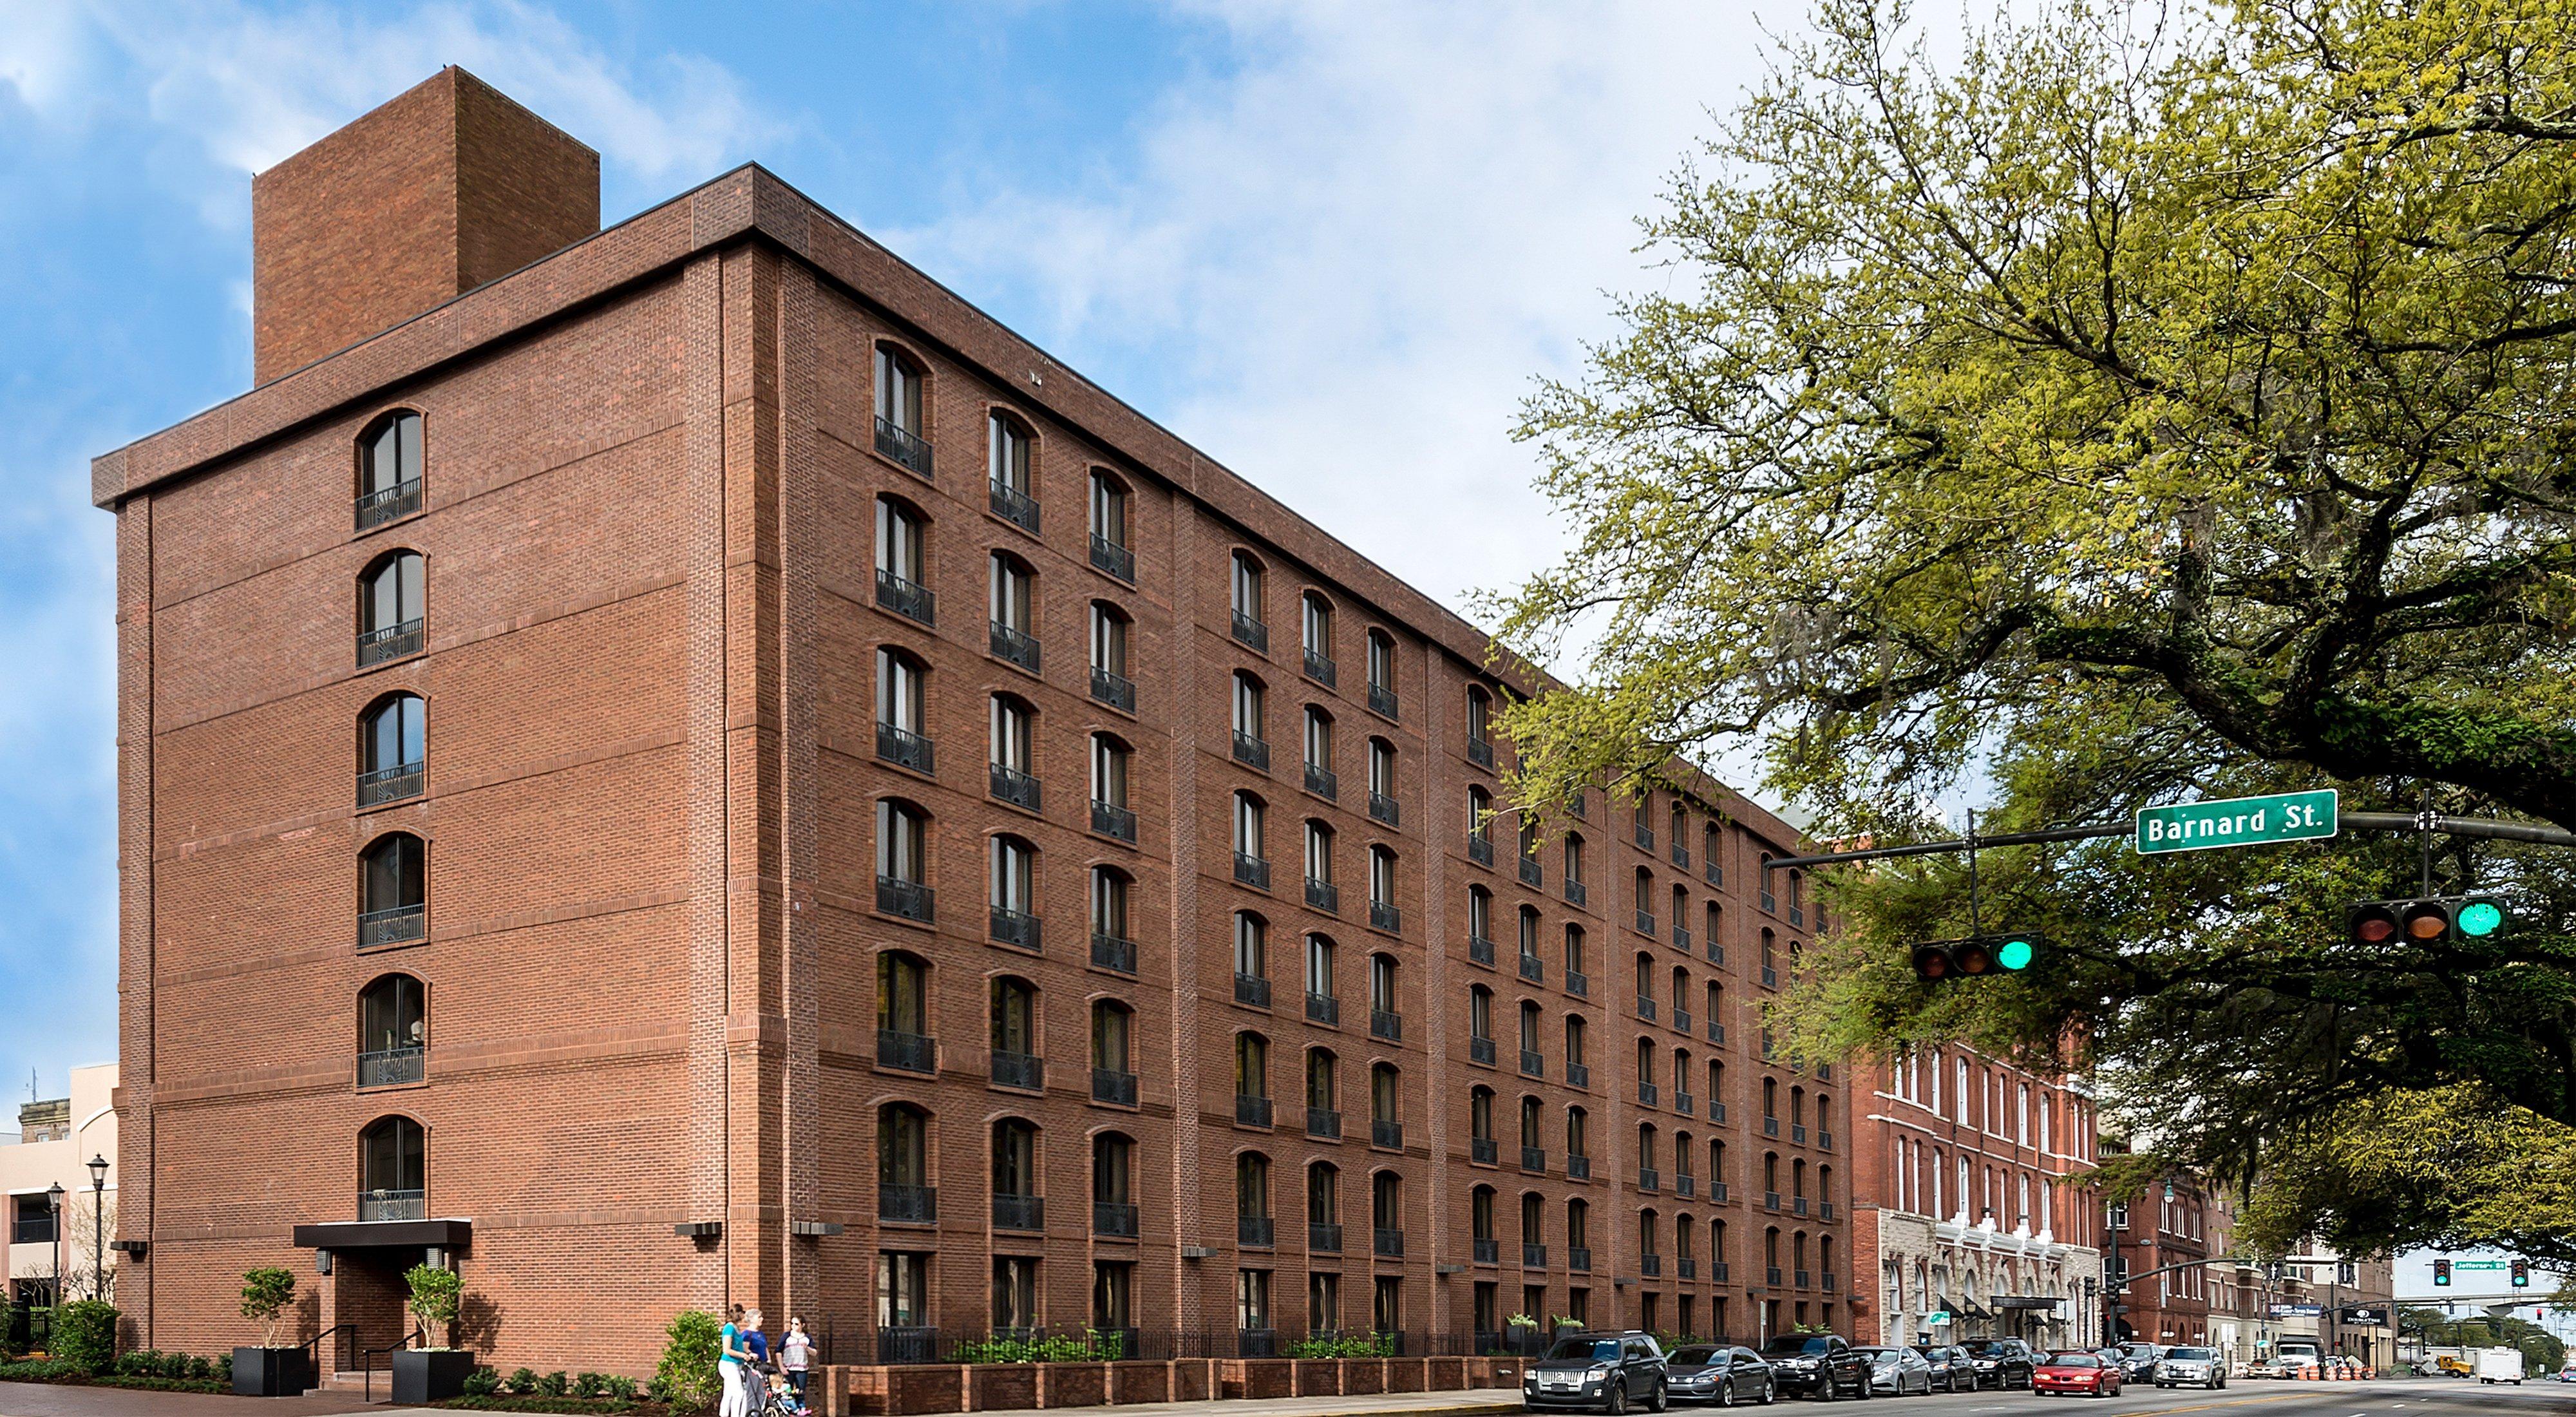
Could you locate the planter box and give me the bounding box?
[232,1346,313,1398]
[1222,1357,1293,1399]
[969,1363,1036,1411]
[1038,1362,1106,1408]
[1107,1360,1168,1404]
[1169,1358,1213,1402]
[390,1349,477,1405]
[1344,1358,1386,1394]
[1427,1356,1465,1391]
[1293,1360,1341,1396]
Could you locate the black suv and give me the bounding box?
[1756,1334,1871,1400]
[1524,1331,1669,1413]
[1958,1338,2038,1390]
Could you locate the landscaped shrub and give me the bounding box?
[214,1353,234,1385]
[240,1266,297,1347]
[1285,1331,1397,1359]
[404,1263,463,1347]
[510,1367,540,1394]
[52,1300,118,1372]
[604,1374,639,1400]
[463,1365,502,1396]
[650,1311,722,1414]
[537,1370,569,1396]
[572,1371,605,1397]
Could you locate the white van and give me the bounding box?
[2275,1340,2322,1377]
[2478,1347,2526,1385]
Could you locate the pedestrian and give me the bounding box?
[781,1315,816,1401]
[719,1304,752,1417]
[744,1308,770,1376]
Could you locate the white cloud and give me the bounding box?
[891,0,1811,624]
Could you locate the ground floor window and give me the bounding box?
[992,1257,1038,1334]
[1567,1288,1589,1326]
[1093,1261,1132,1331]
[878,1251,931,1328]
[1309,1271,1340,1332]
[1475,1282,1499,1335]
[1372,1276,1403,1334]
[1237,1269,1271,1331]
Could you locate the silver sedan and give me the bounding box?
[1855,1346,1936,1396]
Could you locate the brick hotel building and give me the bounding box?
[97,70,1849,1377]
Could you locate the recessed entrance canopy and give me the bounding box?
[291,1219,471,1250]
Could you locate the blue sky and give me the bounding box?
[0,1,1813,1105]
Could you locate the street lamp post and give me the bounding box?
[43,1182,64,1311]
[86,1155,109,1300]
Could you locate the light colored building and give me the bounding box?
[3,1063,121,1306]
[2275,1241,2394,1369]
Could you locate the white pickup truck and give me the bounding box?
[2477,1347,2527,1385]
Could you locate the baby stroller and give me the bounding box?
[753,1360,809,1417]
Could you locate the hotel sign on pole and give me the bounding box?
[2136,790,2338,855]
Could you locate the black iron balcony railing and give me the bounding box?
[1791,1123,1808,1145]
[1303,762,1338,799]
[1706,860,1724,888]
[1306,991,1340,1025]
[1763,1116,1781,1137]
[1468,834,1493,868]
[877,1029,936,1074]
[1672,1008,1693,1034]
[1706,940,1726,967]
[1680,1257,1698,1280]
[1092,799,1138,843]
[1714,1260,1730,1283]
[1636,996,1658,1022]
[1519,856,1542,888]
[1821,1201,1837,1221]
[1818,1129,1834,1152]
[1566,969,1589,998]
[1306,1106,1341,1139]
[1712,1181,1730,1204]
[1567,1062,1590,1090]
[1767,1265,1785,1287]
[1238,1215,1274,1247]
[359,903,426,950]
[10,1215,55,1244]
[1642,1254,1663,1277]
[878,875,933,924]
[1305,877,1339,914]
[990,906,1042,953]
[1564,879,1587,908]
[1091,931,1137,975]
[992,1192,1044,1231]
[357,618,424,667]
[1676,1174,1697,1198]
[1367,683,1399,720]
[358,759,424,808]
[1638,1167,1661,1193]
[1303,649,1337,687]
[1567,1154,1591,1181]
[1792,1196,1809,1217]
[1761,965,1779,989]
[1707,1020,1726,1046]
[989,480,1041,534]
[1468,736,1494,769]
[875,415,934,478]
[1370,1009,1403,1043]
[1524,1242,1549,1269]
[1231,611,1268,652]
[1636,911,1656,937]
[1371,1119,1405,1150]
[1091,665,1137,712]
[1569,792,1588,820]
[878,721,935,775]
[1794,1268,1812,1289]
[1235,1094,1273,1128]
[1474,1237,1500,1264]
[1521,1145,1547,1174]
[1636,824,1656,852]
[1233,730,1269,770]
[1570,1246,1594,1273]
[1674,1090,1696,1116]
[1234,973,1272,1008]
[1789,904,1805,928]
[1373,1227,1404,1258]
[1672,842,1690,870]
[1821,1270,1836,1292]
[1368,792,1400,827]
[1638,1082,1659,1108]
[1370,901,1402,935]
[1471,1136,1499,1165]
[1520,1049,1545,1079]
[1764,1191,1781,1211]
[1518,952,1544,984]
[1235,852,1270,890]
[1311,1222,1343,1253]
[1094,1201,1139,1237]
[876,567,935,625]
[1468,934,1495,967]
[359,1188,424,1222]
[1238,1329,1278,1358]
[990,763,1041,812]
[358,1045,424,1089]
[1468,1036,1497,1068]
[1089,533,1135,583]
[355,479,422,529]
[990,621,1041,673]
[990,1049,1043,1091]
[880,1183,937,1224]
[1674,925,1692,955]
[1092,1067,1139,1107]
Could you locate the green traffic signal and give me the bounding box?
[2459,900,2504,937]
[1995,937,2035,971]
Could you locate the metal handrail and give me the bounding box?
[294,1323,350,1386]
[364,1324,426,1403]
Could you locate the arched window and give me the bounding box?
[358,1115,426,1219]
[1640,1209,1661,1263]
[1639,1123,1661,1172]
[1371,1170,1403,1242]
[1518,905,1542,969]
[989,835,1038,947]
[1564,924,1587,980]
[1567,1197,1591,1254]
[358,832,426,947]
[1469,1085,1495,1143]
[1090,733,1132,815]
[1088,470,1133,580]
[878,1103,933,1219]
[1368,953,1398,1020]
[1236,1152,1273,1232]
[1233,792,1267,870]
[1638,1038,1658,1089]
[1370,1063,1401,1145]
[1566,1105,1589,1161]
[1306,1047,1339,1116]
[357,693,426,806]
[1089,866,1134,969]
[357,551,425,665]
[1471,1184,1495,1244]
[876,648,931,769]
[357,974,424,1087]
[1229,551,1266,638]
[1468,985,1493,1045]
[1090,1001,1133,1099]
[1521,1192,1546,1247]
[1365,630,1396,713]
[1468,786,1493,851]
[1518,1000,1542,1054]
[1634,867,1655,926]
[1519,1094,1543,1152]
[876,952,933,1071]
[989,692,1035,781]
[989,976,1038,1075]
[356,410,424,528]
[876,799,931,920]
[1305,933,1337,1005]
[1309,1161,1341,1231]
[1302,707,1334,791]
[1564,1014,1587,1069]
[1235,1032,1269,1102]
[876,344,927,436]
[1464,687,1492,759]
[1234,911,1268,983]
[989,551,1037,666]
[1468,885,1493,954]
[1302,593,1336,675]
[1368,845,1397,922]
[1564,833,1586,887]
[875,496,933,622]
[1094,1132,1135,1232]
[989,410,1037,520]
[992,1117,1041,1228]
[1636,953,1658,1012]
[1518,815,1541,871]
[1232,671,1266,753]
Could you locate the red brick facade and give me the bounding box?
[99,73,1847,1378]
[2108,1173,2211,1346]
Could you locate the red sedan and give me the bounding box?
[2032,1351,2123,1398]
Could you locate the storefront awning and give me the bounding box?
[291,1219,472,1250]
[1994,1296,2061,1311]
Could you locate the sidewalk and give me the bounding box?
[0,1383,439,1417]
[954,1390,1523,1417]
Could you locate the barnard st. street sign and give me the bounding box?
[2135,789,2338,855]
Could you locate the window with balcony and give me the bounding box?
[1564,924,1588,996]
[1518,1000,1542,1076]
[990,1117,1044,1231]
[359,832,426,949]
[1090,734,1135,842]
[355,410,424,529]
[1366,739,1398,825]
[1365,630,1397,718]
[1567,1105,1590,1177]
[357,692,425,806]
[1370,1063,1403,1149]
[1309,1161,1343,1253]
[988,694,1037,810]
[1522,1192,1547,1268]
[1518,816,1542,886]
[875,496,934,624]
[1372,1170,1405,1257]
[1564,1014,1587,1083]
[1638,1123,1662,1190]
[1079,468,1135,580]
[1235,1031,1271,1127]
[1233,910,1270,1007]
[876,799,933,922]
[1567,1198,1592,1272]
[1467,786,1493,866]
[1236,1152,1273,1244]
[357,550,425,666]
[989,551,1040,672]
[1089,866,1136,975]
[875,344,933,477]
[1230,551,1267,650]
[988,410,1039,533]
[989,976,1041,1090]
[1090,1000,1137,1105]
[1518,905,1544,981]
[1094,1132,1137,1235]
[1468,985,1495,1065]
[1472,1186,1498,1264]
[357,973,424,1087]
[358,1114,425,1221]
[1302,593,1336,685]
[878,1102,936,1222]
[1562,833,1586,905]
[1519,1094,1544,1172]
[875,647,934,774]
[1233,792,1269,888]
[1305,1047,1340,1137]
[1368,953,1401,1040]
[1470,1085,1497,1164]
[1368,846,1400,933]
[1088,602,1134,711]
[876,951,934,1072]
[1465,686,1494,768]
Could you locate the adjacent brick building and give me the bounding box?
[96,70,1848,1378]
[2105,1161,2211,1346]
[1847,1046,2107,1349]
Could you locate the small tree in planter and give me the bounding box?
[390,1264,473,1404]
[232,1268,311,1397]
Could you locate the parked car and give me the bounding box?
[2243,1356,2286,1380]
[1855,1346,1934,1396]
[2032,1351,2123,1398]
[2155,1345,2226,1390]
[1661,1345,1775,1407]
[1911,1345,1974,1393]
[2113,1342,2166,1384]
[1524,1332,1670,1413]
[1959,1338,2039,1390]
[1755,1334,1871,1400]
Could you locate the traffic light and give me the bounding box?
[2433,1257,2452,1287]
[2346,896,2506,946]
[2513,1258,2530,1288]
[1911,933,2042,982]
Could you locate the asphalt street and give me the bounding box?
[1688,1380,2576,1416]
